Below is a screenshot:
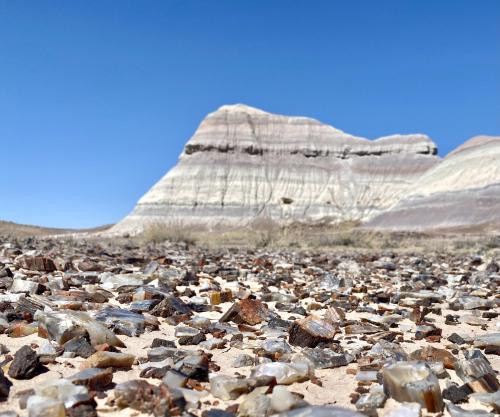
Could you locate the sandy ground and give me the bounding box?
[0,294,497,417]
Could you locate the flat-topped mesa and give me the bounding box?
[366,135,500,231]
[112,104,439,232]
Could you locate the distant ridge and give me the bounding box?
[0,220,112,238]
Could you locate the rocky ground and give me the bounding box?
[0,236,498,417]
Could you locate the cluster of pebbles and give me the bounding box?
[0,237,498,417]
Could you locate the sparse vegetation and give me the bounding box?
[140,221,197,246]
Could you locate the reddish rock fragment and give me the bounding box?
[288,315,337,348]
[220,299,270,326]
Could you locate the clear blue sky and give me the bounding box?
[1,1,499,228]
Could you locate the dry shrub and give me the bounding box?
[141,221,197,246]
[482,235,500,250]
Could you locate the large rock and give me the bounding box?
[366,136,500,231]
[112,104,438,231]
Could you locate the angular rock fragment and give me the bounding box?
[150,295,192,318]
[454,357,500,393]
[270,385,305,413]
[8,345,41,379]
[355,387,386,416]
[0,369,11,399]
[63,336,96,359]
[18,256,56,272]
[251,361,311,385]
[238,386,271,417]
[446,403,494,417]
[470,391,500,412]
[113,380,186,416]
[302,348,353,369]
[209,375,250,400]
[32,379,91,408]
[82,351,135,369]
[220,299,270,326]
[442,382,472,404]
[68,367,113,390]
[382,361,443,412]
[409,346,457,369]
[36,310,125,348]
[474,333,500,349]
[288,316,337,348]
[93,307,158,336]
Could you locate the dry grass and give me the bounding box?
[157,220,500,254]
[140,221,197,246]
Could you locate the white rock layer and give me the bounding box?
[113,104,438,232]
[366,136,500,231]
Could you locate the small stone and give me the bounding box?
[0,369,11,399]
[345,324,382,335]
[220,299,270,326]
[8,345,41,379]
[250,361,311,385]
[302,348,353,369]
[10,279,40,294]
[448,333,467,345]
[446,403,494,417]
[238,386,271,417]
[162,370,188,388]
[233,354,256,368]
[33,378,90,409]
[355,388,386,417]
[82,351,135,369]
[178,331,206,345]
[442,382,472,404]
[150,296,192,318]
[470,391,500,412]
[68,367,113,390]
[454,356,500,393]
[209,375,250,400]
[409,346,457,369]
[113,380,186,416]
[67,404,98,417]
[382,361,443,412]
[93,307,156,336]
[63,336,96,359]
[288,316,337,348]
[26,396,65,417]
[383,402,421,417]
[36,310,125,348]
[414,324,441,340]
[19,256,56,272]
[474,333,500,349]
[209,289,233,305]
[151,338,176,348]
[199,338,226,350]
[271,385,303,413]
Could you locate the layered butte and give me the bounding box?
[366,136,500,231]
[113,104,439,232]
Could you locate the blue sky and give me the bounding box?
[1,1,499,228]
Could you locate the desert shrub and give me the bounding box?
[482,235,500,250]
[141,221,197,246]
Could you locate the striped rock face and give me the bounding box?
[113,104,439,232]
[366,136,500,231]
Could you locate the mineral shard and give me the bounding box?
[382,361,443,412]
